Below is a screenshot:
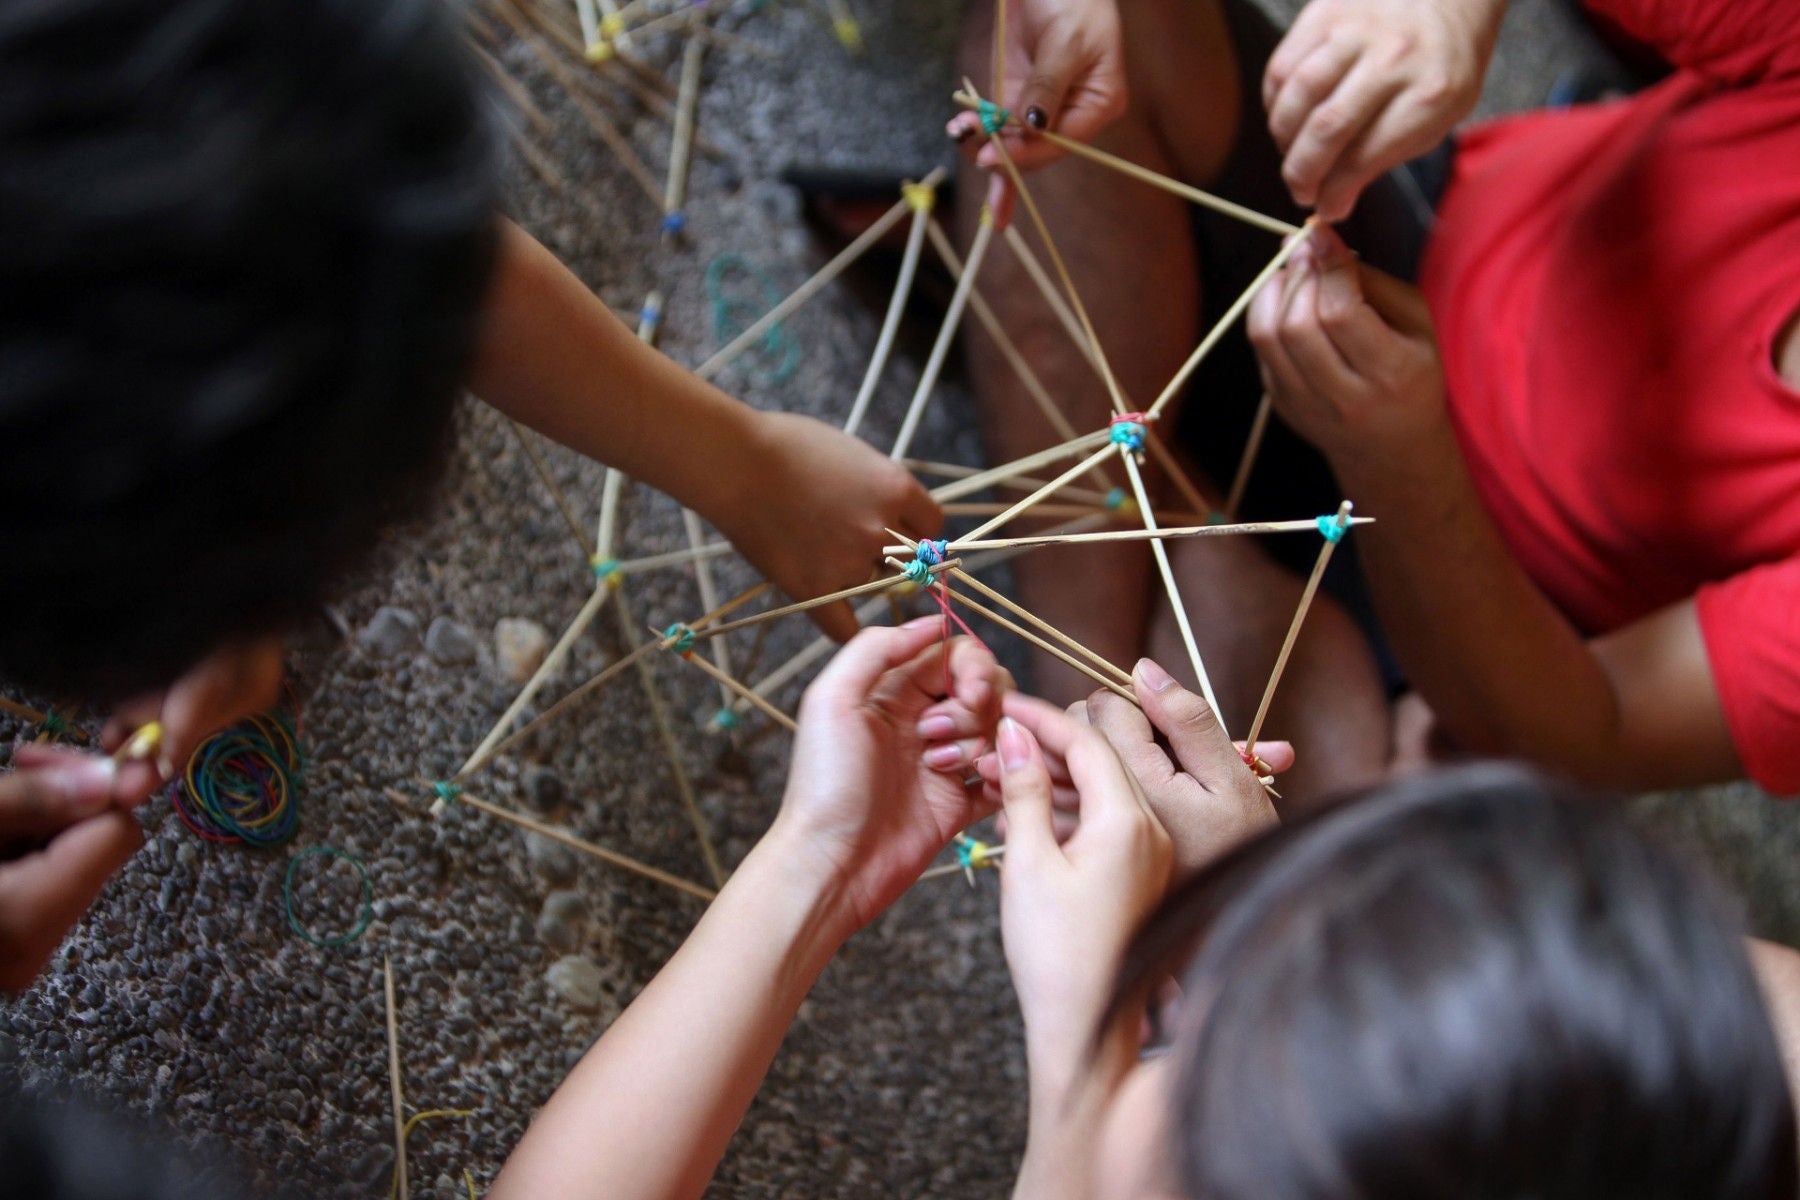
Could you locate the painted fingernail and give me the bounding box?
[48,758,118,811]
[1025,105,1048,129]
[924,743,965,771]
[998,717,1032,771]
[917,713,958,740]
[1134,658,1177,693]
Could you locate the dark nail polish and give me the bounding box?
[1025,106,1048,130]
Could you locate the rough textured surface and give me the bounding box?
[2,2,1794,1198]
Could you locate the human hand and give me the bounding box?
[990,696,1170,1079]
[0,748,143,992]
[1247,225,1446,466]
[715,411,942,642]
[101,636,286,804]
[769,620,1007,936]
[1264,0,1504,220]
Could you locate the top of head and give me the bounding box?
[0,0,500,699]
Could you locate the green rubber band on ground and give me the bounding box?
[283,846,374,948]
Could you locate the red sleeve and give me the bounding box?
[1584,0,1800,84]
[1695,558,1800,797]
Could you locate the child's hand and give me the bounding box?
[715,412,942,641]
[0,748,143,993]
[992,696,1171,1080]
[100,636,285,804]
[770,620,1006,936]
[1081,658,1284,878]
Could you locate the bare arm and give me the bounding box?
[1249,228,1740,789]
[468,221,941,638]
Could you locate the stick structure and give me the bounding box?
[663,35,705,232]
[1223,392,1273,520]
[920,843,1007,881]
[889,209,996,461]
[932,578,1135,705]
[1122,448,1224,730]
[1001,225,1098,371]
[889,515,1373,556]
[1243,502,1353,749]
[845,179,936,437]
[928,429,1111,504]
[666,639,799,733]
[957,441,1117,543]
[947,568,1132,687]
[687,560,957,644]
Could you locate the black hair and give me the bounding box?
[0,0,499,699]
[1112,763,1797,1200]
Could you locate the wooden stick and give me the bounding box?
[907,457,1117,506]
[920,843,1007,881]
[574,0,601,55]
[692,166,950,381]
[900,514,1374,554]
[595,0,633,51]
[973,86,1132,419]
[395,784,717,900]
[384,957,408,1200]
[662,35,705,231]
[1244,501,1352,749]
[943,500,1201,522]
[1223,392,1273,520]
[958,441,1118,543]
[928,428,1112,504]
[932,577,1136,705]
[1147,223,1314,419]
[1122,448,1225,730]
[592,291,662,564]
[0,696,48,724]
[925,219,1118,495]
[955,93,1301,239]
[509,421,590,557]
[666,637,799,733]
[680,508,737,713]
[613,589,726,887]
[845,181,936,437]
[993,0,1006,105]
[1142,426,1218,526]
[946,568,1132,686]
[455,639,659,781]
[1001,224,1098,371]
[691,561,958,643]
[455,583,613,782]
[888,209,996,461]
[615,539,732,574]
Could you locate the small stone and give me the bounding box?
[523,766,566,815]
[523,831,578,886]
[425,617,479,666]
[535,890,589,954]
[359,607,421,657]
[544,956,603,1011]
[494,617,551,685]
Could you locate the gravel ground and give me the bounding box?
[4,2,1796,1198]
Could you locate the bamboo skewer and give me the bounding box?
[688,560,960,644]
[932,578,1136,705]
[920,843,1007,881]
[1244,502,1353,751]
[615,539,733,575]
[1001,225,1099,372]
[928,429,1112,504]
[958,442,1118,543]
[844,180,936,437]
[384,958,409,1200]
[393,784,716,900]
[942,501,1202,522]
[1122,449,1225,730]
[907,457,1117,507]
[664,636,799,733]
[662,35,705,234]
[681,506,737,714]
[693,167,948,381]
[1147,223,1314,419]
[509,421,591,557]
[945,569,1132,687]
[886,514,1372,556]
[1143,427,1218,526]
[1223,393,1274,520]
[889,210,996,461]
[456,640,660,782]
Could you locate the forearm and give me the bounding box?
[467,219,761,527]
[1332,426,1626,778]
[1012,1020,1134,1200]
[489,826,849,1200]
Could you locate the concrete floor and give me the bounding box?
[4,1,1797,1197]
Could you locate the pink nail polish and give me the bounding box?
[917,713,958,740]
[924,743,965,771]
[997,717,1032,771]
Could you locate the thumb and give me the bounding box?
[1132,658,1238,782]
[1355,259,1434,336]
[995,717,1058,860]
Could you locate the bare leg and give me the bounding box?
[956,0,1240,705]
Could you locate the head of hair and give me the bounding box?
[0,0,498,700]
[1112,763,1796,1200]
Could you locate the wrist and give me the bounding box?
[742,817,861,956]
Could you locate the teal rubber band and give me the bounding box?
[1316,515,1348,543]
[283,847,374,948]
[903,559,932,584]
[977,100,1010,135]
[663,623,697,655]
[1104,487,1129,511]
[711,708,741,731]
[432,781,462,805]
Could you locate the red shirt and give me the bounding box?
[1421,0,1800,794]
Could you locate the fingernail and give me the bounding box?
[1024,105,1048,129]
[47,758,118,810]
[157,754,175,783]
[902,615,941,630]
[917,713,958,740]
[1134,658,1177,693]
[998,717,1032,771]
[924,743,965,771]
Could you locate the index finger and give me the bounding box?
[0,812,142,993]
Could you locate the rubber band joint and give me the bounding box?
[661,210,687,235]
[833,15,863,53]
[586,39,615,62]
[977,100,1010,136]
[432,781,462,807]
[901,181,936,214]
[1104,487,1137,516]
[710,708,741,731]
[1316,514,1349,543]
[663,623,697,657]
[600,12,625,36]
[955,835,996,870]
[38,710,67,737]
[590,555,624,589]
[1109,413,1148,453]
[1207,511,1229,526]
[638,301,662,327]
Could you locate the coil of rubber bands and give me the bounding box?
[169,713,304,847]
[283,846,374,948]
[705,254,800,386]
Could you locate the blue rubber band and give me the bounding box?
[1109,421,1146,452]
[1316,515,1348,543]
[663,623,697,655]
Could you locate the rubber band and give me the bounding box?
[705,254,800,386]
[1316,514,1348,543]
[599,11,625,35]
[432,781,462,807]
[661,210,688,236]
[663,623,697,657]
[1103,487,1137,515]
[168,713,304,848]
[36,710,68,740]
[710,708,741,731]
[590,556,624,589]
[832,15,863,53]
[955,835,996,871]
[977,100,1010,136]
[1109,414,1147,453]
[901,181,936,214]
[283,847,374,948]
